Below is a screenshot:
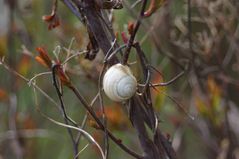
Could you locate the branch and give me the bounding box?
[123,0,148,64]
[69,85,143,159]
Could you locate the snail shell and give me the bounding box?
[103,63,137,102]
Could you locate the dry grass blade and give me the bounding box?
[37,109,106,159]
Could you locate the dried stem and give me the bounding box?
[69,85,143,159]
[51,65,79,158]
[123,0,148,64]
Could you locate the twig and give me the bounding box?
[104,44,127,63]
[161,91,195,120]
[151,71,185,87]
[37,108,106,159]
[62,50,88,65]
[123,0,148,64]
[69,85,143,159]
[74,144,89,159]
[0,60,59,109]
[98,63,109,158]
[28,71,52,86]
[131,0,143,9]
[60,0,85,22]
[51,65,79,158]
[75,93,100,146]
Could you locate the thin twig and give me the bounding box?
[75,93,100,146]
[69,85,143,159]
[51,65,79,158]
[123,0,148,64]
[0,60,59,109]
[74,144,89,159]
[98,63,109,158]
[62,50,87,65]
[37,108,106,159]
[28,71,52,86]
[151,71,185,87]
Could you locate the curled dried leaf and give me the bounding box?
[144,0,165,17]
[42,0,60,30]
[42,12,60,30]
[35,47,52,68]
[35,56,48,68]
[127,21,135,35]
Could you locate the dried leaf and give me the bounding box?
[144,0,165,17]
[127,21,135,35]
[42,14,60,30]
[35,56,49,68]
[35,47,52,68]
[42,7,60,30]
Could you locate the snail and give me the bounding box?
[103,63,137,102]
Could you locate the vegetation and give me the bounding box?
[0,0,238,159]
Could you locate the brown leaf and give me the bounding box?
[42,11,60,30]
[144,0,165,17]
[127,21,135,35]
[35,47,52,68]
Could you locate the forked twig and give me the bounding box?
[123,0,148,64]
[37,108,106,159]
[51,65,79,158]
[69,85,143,159]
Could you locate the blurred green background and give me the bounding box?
[0,0,239,159]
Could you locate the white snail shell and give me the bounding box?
[103,63,137,102]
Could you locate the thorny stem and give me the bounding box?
[123,0,148,65]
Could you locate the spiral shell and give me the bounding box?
[103,63,137,102]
